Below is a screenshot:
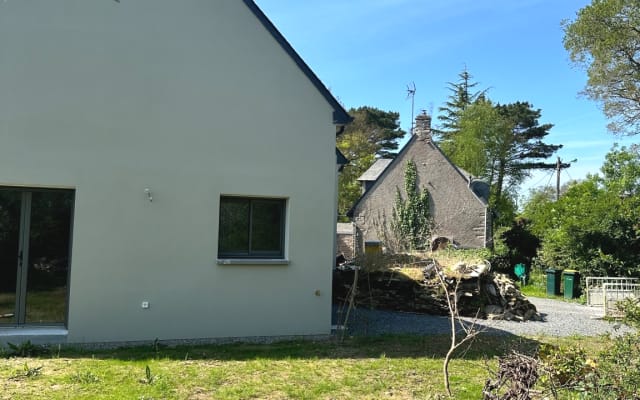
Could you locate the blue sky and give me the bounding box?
[255,0,640,195]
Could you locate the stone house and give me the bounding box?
[348,113,492,254]
[0,0,350,345]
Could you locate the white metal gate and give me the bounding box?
[586,277,639,306]
[602,282,640,317]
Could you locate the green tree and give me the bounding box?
[601,143,640,195]
[522,145,640,276]
[337,107,406,218]
[563,0,640,135]
[443,99,561,227]
[499,217,541,267]
[391,160,432,251]
[520,186,557,237]
[492,102,560,201]
[436,67,487,143]
[440,99,500,178]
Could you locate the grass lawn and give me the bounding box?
[0,334,607,400]
[0,262,597,399]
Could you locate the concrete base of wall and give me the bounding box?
[0,327,68,347]
[0,330,332,350]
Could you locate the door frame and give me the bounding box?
[0,186,75,327]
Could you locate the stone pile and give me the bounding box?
[333,260,540,322]
[482,273,540,321]
[332,265,449,315]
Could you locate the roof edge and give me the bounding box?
[347,135,490,217]
[429,141,490,206]
[243,1,352,126]
[347,135,419,218]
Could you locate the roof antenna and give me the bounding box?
[406,82,416,135]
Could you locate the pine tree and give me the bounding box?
[436,67,487,143]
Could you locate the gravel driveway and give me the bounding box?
[335,297,636,337]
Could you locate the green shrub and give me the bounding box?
[4,341,50,358]
[538,343,593,388]
[536,301,640,399]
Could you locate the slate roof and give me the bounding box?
[336,222,354,235]
[357,158,393,181]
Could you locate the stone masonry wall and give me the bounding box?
[353,134,489,253]
[336,233,355,260]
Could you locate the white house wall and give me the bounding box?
[0,1,337,342]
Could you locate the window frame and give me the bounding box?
[217,196,287,261]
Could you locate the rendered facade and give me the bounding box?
[0,1,349,344]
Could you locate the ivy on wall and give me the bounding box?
[391,159,432,251]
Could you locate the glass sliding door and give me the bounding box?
[25,191,73,323]
[0,188,73,326]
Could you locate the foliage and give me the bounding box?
[538,331,640,398]
[489,190,518,229]
[4,341,50,358]
[440,97,560,230]
[618,297,640,329]
[436,66,487,142]
[491,218,541,275]
[520,186,556,235]
[522,145,640,277]
[337,106,406,218]
[591,332,640,399]
[563,0,640,136]
[539,343,593,388]
[492,101,560,199]
[482,303,640,400]
[441,98,498,178]
[601,142,640,195]
[391,160,432,251]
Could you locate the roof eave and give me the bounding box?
[243,0,352,127]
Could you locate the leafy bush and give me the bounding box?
[522,145,640,278]
[535,301,640,399]
[4,341,50,358]
[491,218,541,276]
[619,297,640,328]
[538,344,594,388]
[593,332,640,399]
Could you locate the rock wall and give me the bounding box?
[333,265,540,321]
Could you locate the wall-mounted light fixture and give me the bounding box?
[144,188,153,202]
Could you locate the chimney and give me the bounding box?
[414,112,432,140]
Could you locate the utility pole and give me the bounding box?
[555,157,573,200]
